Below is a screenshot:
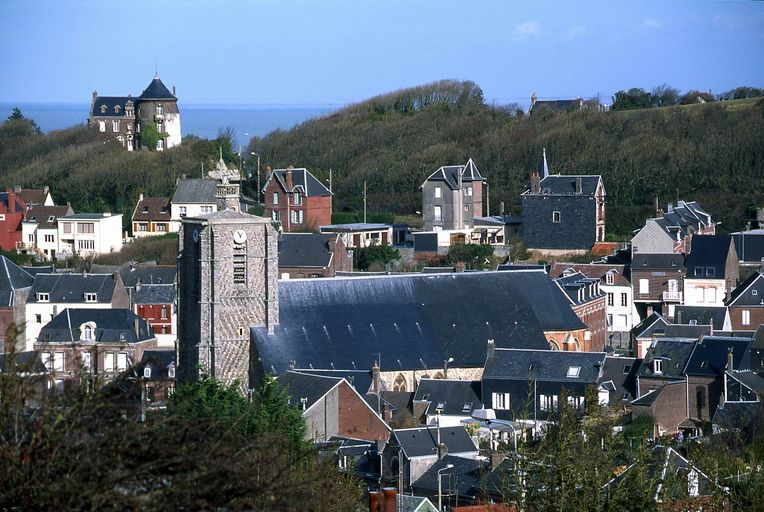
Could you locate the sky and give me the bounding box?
[1,0,763,107]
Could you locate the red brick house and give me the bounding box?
[277,370,390,442]
[0,191,28,251]
[262,166,332,232]
[553,271,608,351]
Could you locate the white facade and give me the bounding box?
[24,299,113,351]
[161,111,181,150]
[57,213,123,257]
[604,282,637,332]
[170,202,217,232]
[683,278,727,307]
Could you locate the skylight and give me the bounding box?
[567,366,581,378]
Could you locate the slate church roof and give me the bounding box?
[251,270,581,375]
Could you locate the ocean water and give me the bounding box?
[0,102,338,148]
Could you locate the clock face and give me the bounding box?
[233,229,247,244]
[192,229,199,243]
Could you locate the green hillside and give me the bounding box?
[248,80,764,238]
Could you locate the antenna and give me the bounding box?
[154,59,158,77]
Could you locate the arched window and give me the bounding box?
[83,325,93,341]
[393,373,407,392]
[548,339,560,350]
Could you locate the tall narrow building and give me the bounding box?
[176,210,278,389]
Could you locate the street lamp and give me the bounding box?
[438,464,454,511]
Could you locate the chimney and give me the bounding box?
[382,488,397,512]
[139,193,144,203]
[575,177,583,195]
[667,202,674,213]
[368,491,383,512]
[727,347,734,371]
[531,92,537,106]
[92,90,98,100]
[500,201,505,216]
[43,185,49,195]
[372,362,380,393]
[530,172,540,194]
[286,165,294,191]
[487,338,495,360]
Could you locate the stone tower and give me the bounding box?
[176,210,278,389]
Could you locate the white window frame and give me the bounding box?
[742,309,751,326]
[654,359,663,374]
[464,185,473,197]
[112,120,120,132]
[81,351,92,372]
[433,205,442,222]
[98,120,106,132]
[621,293,628,307]
[143,367,152,379]
[53,352,65,372]
[492,392,510,410]
[293,192,302,205]
[540,394,558,412]
[567,366,581,378]
[84,293,97,303]
[117,353,128,372]
[37,292,50,302]
[639,279,649,294]
[105,352,116,372]
[567,395,585,410]
[179,206,187,217]
[434,186,442,199]
[273,192,279,205]
[41,352,51,371]
[552,211,561,223]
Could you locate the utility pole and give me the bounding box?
[363,181,367,223]
[486,181,490,217]
[329,168,333,193]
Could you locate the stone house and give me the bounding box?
[420,159,485,231]
[520,172,606,255]
[262,166,332,232]
[88,74,181,151]
[34,308,156,392]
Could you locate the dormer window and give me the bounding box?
[168,364,176,379]
[552,211,561,223]
[143,367,152,379]
[436,401,446,413]
[37,292,49,302]
[84,293,97,303]
[48,216,55,222]
[143,206,149,213]
[654,359,663,374]
[114,105,121,113]
[119,332,126,341]
[80,322,95,342]
[461,402,472,413]
[694,267,703,277]
[605,272,614,285]
[567,366,581,378]
[100,105,107,114]
[706,267,715,278]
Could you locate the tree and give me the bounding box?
[0,107,41,138]
[446,243,496,270]
[354,243,400,271]
[611,88,653,110]
[139,120,168,150]
[651,84,680,107]
[680,90,716,105]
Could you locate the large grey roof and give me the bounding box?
[422,159,484,190]
[120,264,177,288]
[685,235,734,279]
[674,306,728,328]
[727,271,764,307]
[392,426,476,458]
[413,379,482,416]
[411,454,486,496]
[731,231,764,264]
[89,96,135,118]
[267,168,331,197]
[601,356,641,402]
[278,233,336,268]
[252,271,581,375]
[0,351,47,374]
[133,284,175,305]
[653,201,714,239]
[0,256,33,307]
[37,308,153,344]
[277,371,344,411]
[684,336,751,376]
[484,348,606,382]
[631,253,685,270]
[171,179,218,204]
[138,75,176,100]
[28,273,118,304]
[638,339,696,379]
[23,205,73,229]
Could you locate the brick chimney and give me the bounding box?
[530,172,540,194]
[286,165,294,191]
[575,177,583,194]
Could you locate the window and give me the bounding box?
[464,205,469,212]
[552,211,561,223]
[138,223,148,231]
[434,205,442,222]
[233,245,246,284]
[28,233,34,242]
[639,279,649,294]
[156,105,163,115]
[293,192,302,205]
[112,120,120,132]
[607,293,614,306]
[464,186,473,197]
[161,306,169,320]
[621,293,628,307]
[168,365,176,379]
[492,392,510,410]
[62,222,72,234]
[98,120,106,132]
[105,352,115,372]
[81,351,92,372]
[654,359,663,374]
[393,374,407,392]
[117,353,128,371]
[78,223,94,234]
[78,240,95,251]
[156,121,163,132]
[179,206,187,217]
[567,366,581,378]
[273,192,279,205]
[567,395,585,410]
[540,394,558,411]
[156,139,165,150]
[119,332,126,341]
[434,186,442,199]
[742,309,751,326]
[84,293,97,302]
[607,314,613,326]
[605,273,614,285]
[156,223,167,232]
[41,352,51,370]
[143,367,152,379]
[290,209,304,224]
[35,314,42,323]
[82,325,93,341]
[435,401,446,413]
[272,210,280,222]
[622,365,632,374]
[37,292,50,302]
[53,352,65,372]
[201,205,213,214]
[461,402,473,413]
[114,105,121,113]
[706,267,715,278]
[44,234,54,243]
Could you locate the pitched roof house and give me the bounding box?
[14,186,54,207]
[421,159,485,231]
[131,194,172,237]
[631,253,686,322]
[0,256,34,352]
[631,201,715,255]
[520,169,606,254]
[262,166,332,232]
[19,204,74,260]
[0,191,28,251]
[278,232,351,278]
[726,271,764,331]
[684,235,739,306]
[170,179,219,230]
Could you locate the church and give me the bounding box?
[88,74,181,151]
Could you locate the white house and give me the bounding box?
[169,179,219,231]
[57,213,123,257]
[19,205,74,260]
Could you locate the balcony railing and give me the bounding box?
[663,291,683,302]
